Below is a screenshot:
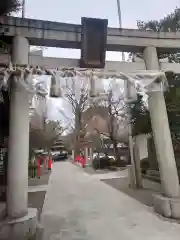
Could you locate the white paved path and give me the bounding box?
[41,162,180,240]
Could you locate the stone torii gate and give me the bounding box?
[0,16,180,239]
[0,36,49,239]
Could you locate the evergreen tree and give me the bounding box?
[132,8,180,150]
[0,0,21,16]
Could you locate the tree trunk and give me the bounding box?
[74,110,81,156]
[127,146,131,165]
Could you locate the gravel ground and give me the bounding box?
[28,169,51,187]
[28,191,46,220]
[28,168,51,220]
[102,177,161,207]
[84,166,162,207]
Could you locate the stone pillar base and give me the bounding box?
[0,208,42,240]
[127,165,137,189]
[153,194,180,219]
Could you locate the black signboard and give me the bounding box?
[80,17,108,68]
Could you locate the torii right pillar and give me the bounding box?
[144,46,180,219]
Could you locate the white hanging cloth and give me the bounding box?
[49,73,62,98]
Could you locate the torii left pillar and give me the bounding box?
[0,35,39,240]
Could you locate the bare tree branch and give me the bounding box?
[30,120,65,152]
[65,87,89,153]
[91,87,126,164]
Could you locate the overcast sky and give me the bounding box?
[24,0,179,121]
[24,0,179,60]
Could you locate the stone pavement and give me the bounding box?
[41,162,180,240]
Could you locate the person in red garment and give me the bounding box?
[48,154,53,170]
[75,152,86,168]
[80,153,86,168]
